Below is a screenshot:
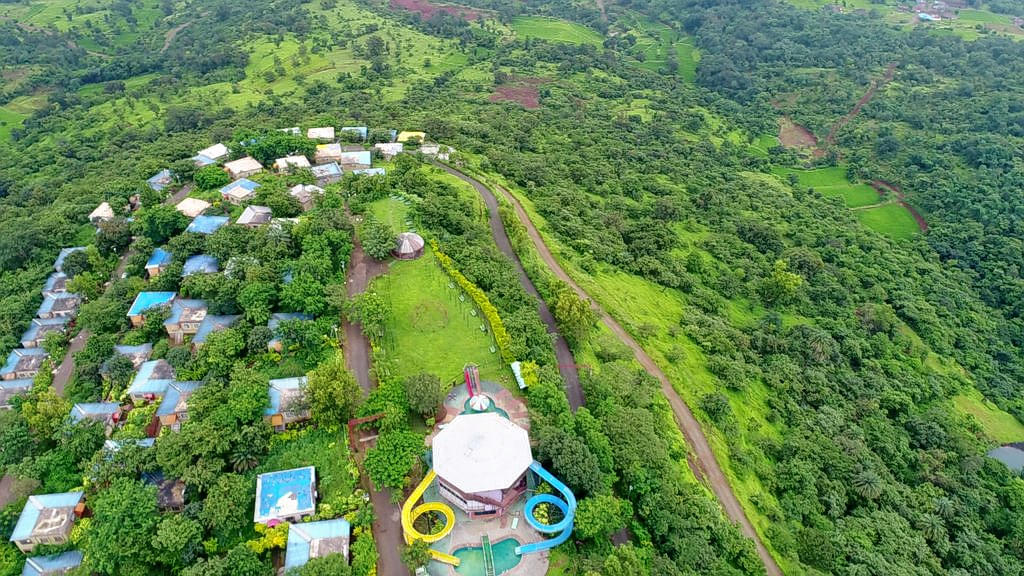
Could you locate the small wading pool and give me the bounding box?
[453,538,521,576]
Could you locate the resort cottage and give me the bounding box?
[145,248,173,278]
[127,291,176,327]
[20,317,69,348]
[374,142,403,159]
[175,197,210,218]
[236,205,273,227]
[310,162,342,185]
[1,348,48,381]
[36,293,81,319]
[274,155,311,172]
[0,379,33,409]
[266,376,310,431]
[223,156,264,180]
[157,380,202,431]
[307,127,335,141]
[9,492,84,553]
[289,184,324,211]
[220,179,261,204]
[164,298,208,344]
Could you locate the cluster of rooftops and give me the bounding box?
[11,326,325,572]
[4,125,460,574]
[1,248,88,407]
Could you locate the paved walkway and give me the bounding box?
[341,223,406,576]
[432,162,584,411]
[462,171,783,576]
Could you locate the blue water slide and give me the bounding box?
[516,460,577,555]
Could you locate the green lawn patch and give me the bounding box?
[367,196,410,233]
[774,165,880,208]
[259,427,359,503]
[510,16,603,45]
[749,133,779,157]
[370,248,506,384]
[953,388,1024,444]
[0,106,27,141]
[856,203,920,239]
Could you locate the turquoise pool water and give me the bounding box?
[453,538,520,575]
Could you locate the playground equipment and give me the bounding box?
[516,461,577,555]
[402,469,460,566]
[464,363,482,397]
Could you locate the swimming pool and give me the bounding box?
[453,538,521,576]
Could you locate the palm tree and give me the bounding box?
[230,443,259,472]
[919,514,945,542]
[934,496,955,520]
[852,470,883,500]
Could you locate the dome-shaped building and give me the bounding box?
[392,232,424,260]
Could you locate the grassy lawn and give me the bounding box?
[952,388,1024,444]
[0,106,27,142]
[620,14,699,81]
[774,165,880,208]
[749,133,779,157]
[369,248,507,385]
[856,203,920,239]
[368,196,411,232]
[259,427,359,503]
[510,16,603,45]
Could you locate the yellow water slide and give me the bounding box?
[402,469,460,566]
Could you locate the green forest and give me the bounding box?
[2,0,1024,575]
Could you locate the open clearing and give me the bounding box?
[389,0,484,21]
[510,16,603,45]
[953,388,1024,444]
[778,116,819,150]
[624,16,700,81]
[490,77,546,109]
[774,165,879,208]
[856,202,920,239]
[369,248,505,384]
[0,106,27,142]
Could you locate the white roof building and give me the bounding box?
[432,412,533,495]
[196,143,229,161]
[374,142,404,159]
[175,198,211,218]
[89,202,115,223]
[274,155,312,172]
[236,205,273,227]
[223,156,264,179]
[307,127,336,141]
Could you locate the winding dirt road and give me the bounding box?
[340,225,406,576]
[440,164,782,576]
[433,162,584,410]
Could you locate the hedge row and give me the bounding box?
[431,239,514,363]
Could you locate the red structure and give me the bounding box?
[464,363,481,398]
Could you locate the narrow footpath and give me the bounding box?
[432,162,584,411]
[340,228,405,576]
[441,164,783,576]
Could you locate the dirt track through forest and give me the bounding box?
[439,164,782,576]
[822,62,897,151]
